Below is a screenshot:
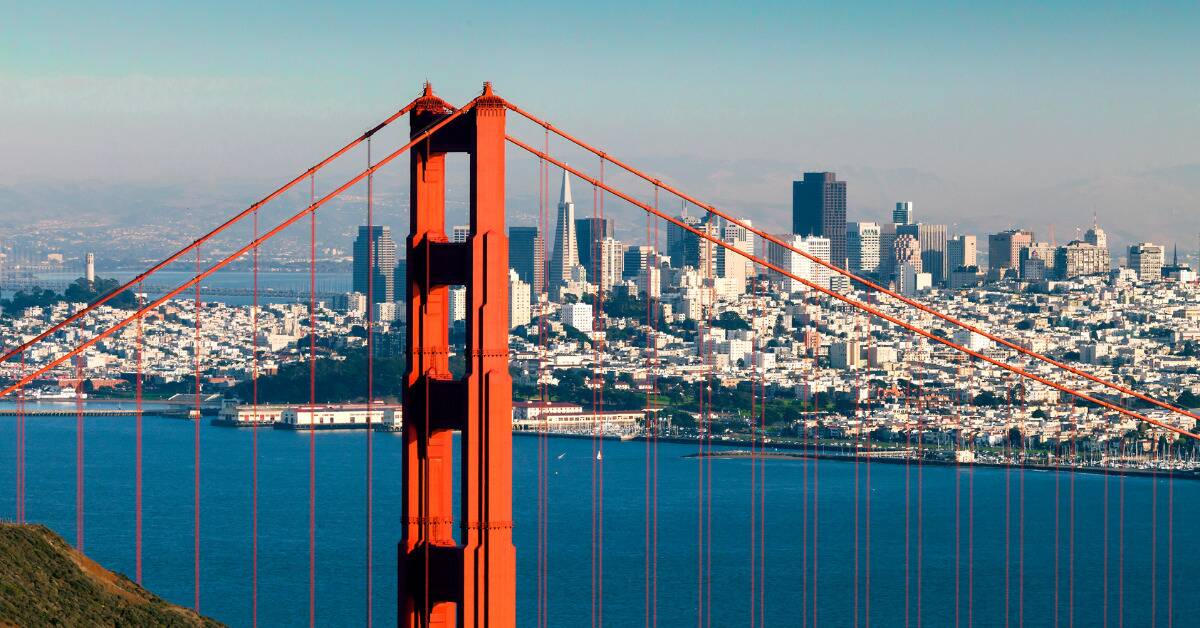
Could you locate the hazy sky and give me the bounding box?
[3,1,1199,249]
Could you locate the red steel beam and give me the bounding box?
[505,102,1200,426]
[506,133,1199,441]
[0,101,478,401]
[0,102,419,367]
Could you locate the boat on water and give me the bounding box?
[32,388,87,401]
[619,433,637,442]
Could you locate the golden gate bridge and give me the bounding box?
[1,82,1196,627]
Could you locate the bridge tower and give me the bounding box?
[400,82,515,627]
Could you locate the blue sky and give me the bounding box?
[2,1,1199,247]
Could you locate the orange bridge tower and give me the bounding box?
[400,82,515,627]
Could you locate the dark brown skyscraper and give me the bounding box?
[792,172,847,268]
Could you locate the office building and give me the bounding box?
[353,225,397,304]
[1054,241,1112,279]
[667,212,703,269]
[623,245,655,280]
[878,223,898,280]
[1128,243,1165,282]
[767,234,830,293]
[897,262,931,296]
[988,230,1034,274]
[846,222,881,275]
[948,235,977,271]
[575,217,614,274]
[509,269,531,328]
[719,219,756,287]
[1019,242,1055,280]
[449,286,467,323]
[792,172,847,268]
[509,226,545,295]
[1084,222,1113,269]
[898,223,948,284]
[893,202,914,225]
[549,171,582,294]
[595,237,625,291]
[893,234,922,275]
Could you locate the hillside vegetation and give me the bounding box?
[0,523,222,627]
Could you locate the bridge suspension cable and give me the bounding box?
[504,102,1200,427]
[0,100,419,369]
[0,99,478,401]
[505,133,1200,442]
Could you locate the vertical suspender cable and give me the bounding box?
[864,293,872,627]
[194,245,202,611]
[252,209,260,628]
[536,132,548,628]
[313,175,323,623]
[904,380,911,628]
[136,287,144,585]
[16,350,25,525]
[76,357,84,550]
[365,136,374,628]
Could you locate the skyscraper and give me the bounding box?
[549,170,581,293]
[894,234,922,274]
[878,223,899,280]
[898,223,948,284]
[509,226,545,296]
[575,217,614,274]
[353,225,397,304]
[948,235,977,271]
[792,172,847,268]
[667,211,702,269]
[846,222,881,275]
[623,245,654,280]
[893,202,914,225]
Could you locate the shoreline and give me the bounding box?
[513,430,1199,480]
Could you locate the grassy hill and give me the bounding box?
[0,522,223,627]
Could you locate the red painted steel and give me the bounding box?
[400,83,515,628]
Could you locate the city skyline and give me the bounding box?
[3,3,1200,254]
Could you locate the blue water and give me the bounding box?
[0,415,1194,627]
